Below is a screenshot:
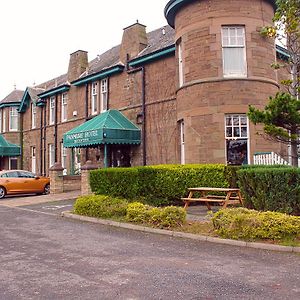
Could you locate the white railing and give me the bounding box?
[253,152,290,166]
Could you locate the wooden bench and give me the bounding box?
[181,187,243,210]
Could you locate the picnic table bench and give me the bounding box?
[181,187,243,210]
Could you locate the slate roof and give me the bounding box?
[0,89,24,104]
[32,25,175,93]
[27,87,46,101]
[138,25,175,57]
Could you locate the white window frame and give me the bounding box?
[61,143,67,175]
[31,147,36,174]
[179,120,185,164]
[32,103,37,129]
[100,78,108,112]
[49,144,55,168]
[178,42,184,87]
[9,157,18,170]
[222,26,247,77]
[225,114,249,165]
[91,82,98,115]
[61,93,68,122]
[0,110,2,133]
[3,110,6,133]
[9,107,18,132]
[49,96,55,125]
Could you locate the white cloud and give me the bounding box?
[0,0,168,99]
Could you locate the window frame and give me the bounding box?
[91,82,98,115]
[9,157,18,170]
[61,93,68,122]
[32,103,37,129]
[0,109,3,133]
[49,96,55,125]
[178,42,184,87]
[61,143,67,175]
[225,114,249,165]
[222,26,247,78]
[31,146,36,174]
[3,110,6,133]
[100,78,108,113]
[9,107,18,132]
[49,144,55,168]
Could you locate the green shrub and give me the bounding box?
[237,167,300,214]
[126,202,186,228]
[74,195,128,219]
[212,208,300,241]
[90,164,232,206]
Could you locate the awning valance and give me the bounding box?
[63,110,141,148]
[0,135,21,156]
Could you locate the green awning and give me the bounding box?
[63,110,141,148]
[0,135,21,156]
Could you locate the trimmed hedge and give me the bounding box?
[237,167,300,214]
[212,208,300,241]
[126,202,186,228]
[90,164,235,205]
[73,195,128,218]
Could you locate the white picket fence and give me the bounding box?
[253,152,290,166]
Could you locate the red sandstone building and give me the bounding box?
[0,0,289,175]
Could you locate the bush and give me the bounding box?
[212,208,300,241]
[90,164,234,206]
[126,202,186,228]
[74,195,128,219]
[237,167,300,214]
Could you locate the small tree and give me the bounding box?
[248,0,300,167]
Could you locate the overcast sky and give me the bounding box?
[0,0,168,99]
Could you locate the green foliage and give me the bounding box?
[73,195,128,219]
[237,167,300,214]
[126,202,186,228]
[212,208,300,241]
[248,92,300,144]
[89,164,233,206]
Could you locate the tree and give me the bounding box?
[248,0,300,167]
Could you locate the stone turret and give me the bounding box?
[165,0,282,165]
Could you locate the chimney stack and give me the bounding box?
[119,22,148,64]
[67,50,88,82]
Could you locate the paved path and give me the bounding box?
[0,203,300,300]
[0,190,81,207]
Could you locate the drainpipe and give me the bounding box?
[20,113,24,170]
[40,105,43,175]
[85,83,89,162]
[43,102,47,176]
[141,67,146,166]
[54,95,58,163]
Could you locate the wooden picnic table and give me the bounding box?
[181,187,243,210]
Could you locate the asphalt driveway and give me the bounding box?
[0,202,299,300]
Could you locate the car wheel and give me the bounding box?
[0,186,6,199]
[44,184,50,195]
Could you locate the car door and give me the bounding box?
[18,171,42,193]
[1,171,24,193]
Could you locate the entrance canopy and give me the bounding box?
[63,110,141,148]
[0,135,21,156]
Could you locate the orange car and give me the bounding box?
[0,170,50,199]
